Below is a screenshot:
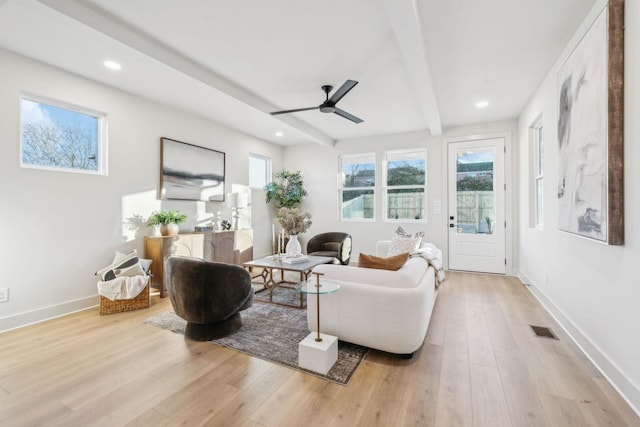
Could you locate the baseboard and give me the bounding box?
[0,295,99,333]
[518,273,640,418]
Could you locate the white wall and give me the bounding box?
[0,48,283,331]
[518,0,640,412]
[284,119,518,267]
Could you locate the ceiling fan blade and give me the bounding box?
[333,108,363,123]
[270,106,319,115]
[328,80,358,104]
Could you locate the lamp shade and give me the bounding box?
[237,193,248,209]
[226,192,238,208]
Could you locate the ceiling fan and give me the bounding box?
[270,80,363,123]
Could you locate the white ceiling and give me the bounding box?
[0,0,597,146]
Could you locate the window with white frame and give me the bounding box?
[339,153,375,220]
[249,153,271,189]
[20,93,107,175]
[531,121,544,228]
[384,149,426,221]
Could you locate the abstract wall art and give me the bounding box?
[160,137,225,202]
[556,0,624,245]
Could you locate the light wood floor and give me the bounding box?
[1,272,638,426]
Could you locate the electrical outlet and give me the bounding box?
[0,288,8,303]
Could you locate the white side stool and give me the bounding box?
[298,332,338,374]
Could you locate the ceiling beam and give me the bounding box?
[35,0,335,146]
[381,0,442,136]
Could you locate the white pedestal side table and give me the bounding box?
[296,272,340,374]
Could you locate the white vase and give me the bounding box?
[285,234,302,257]
[160,223,180,236]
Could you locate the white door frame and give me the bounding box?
[441,131,513,275]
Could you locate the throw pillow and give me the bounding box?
[394,226,425,240]
[387,234,421,257]
[139,258,153,275]
[96,250,145,281]
[358,252,409,271]
[115,250,152,274]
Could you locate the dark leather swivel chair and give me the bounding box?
[306,232,352,265]
[165,256,253,341]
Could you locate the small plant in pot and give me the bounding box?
[147,210,187,236]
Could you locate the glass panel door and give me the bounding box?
[455,148,495,235]
[448,137,505,274]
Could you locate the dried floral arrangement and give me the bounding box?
[277,207,312,235]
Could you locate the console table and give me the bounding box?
[144,229,253,297]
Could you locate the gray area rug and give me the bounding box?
[144,296,368,385]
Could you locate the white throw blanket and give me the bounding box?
[410,243,446,286]
[97,275,149,301]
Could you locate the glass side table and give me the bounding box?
[296,272,340,342]
[296,272,341,374]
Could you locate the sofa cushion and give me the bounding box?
[358,252,409,271]
[313,256,427,289]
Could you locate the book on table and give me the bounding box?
[282,255,309,264]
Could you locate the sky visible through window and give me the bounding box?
[388,159,424,169]
[457,150,494,164]
[22,99,98,140]
[21,97,100,172]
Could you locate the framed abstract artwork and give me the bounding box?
[556,0,624,245]
[160,137,226,202]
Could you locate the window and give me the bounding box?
[531,121,544,228]
[20,93,107,175]
[249,153,271,189]
[339,153,375,220]
[384,149,426,221]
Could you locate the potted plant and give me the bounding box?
[147,210,187,236]
[264,169,307,209]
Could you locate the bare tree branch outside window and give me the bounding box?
[20,95,105,174]
[22,123,98,170]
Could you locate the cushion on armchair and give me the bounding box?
[322,242,341,253]
[306,232,352,265]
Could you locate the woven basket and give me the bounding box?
[99,281,150,315]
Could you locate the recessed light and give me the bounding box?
[275,131,284,137]
[103,60,122,70]
[476,100,489,109]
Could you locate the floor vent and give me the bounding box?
[530,325,558,340]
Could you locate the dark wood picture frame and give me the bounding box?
[607,0,624,245]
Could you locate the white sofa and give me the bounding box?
[308,241,439,356]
